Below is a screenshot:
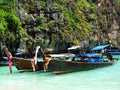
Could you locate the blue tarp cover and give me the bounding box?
[91,44,110,51]
[74,53,102,58]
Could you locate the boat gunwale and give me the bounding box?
[49,59,114,64]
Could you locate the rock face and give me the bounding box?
[15,0,120,51]
[94,0,120,47]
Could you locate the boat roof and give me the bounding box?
[74,53,103,58]
[48,53,74,57]
[91,44,110,51]
[67,46,80,50]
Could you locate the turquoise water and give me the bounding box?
[0,55,120,90]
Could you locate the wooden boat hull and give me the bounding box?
[48,60,114,74]
[12,57,44,71]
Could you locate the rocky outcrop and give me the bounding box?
[86,0,120,47]
[15,0,120,51]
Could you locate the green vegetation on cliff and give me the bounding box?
[36,0,96,46]
[0,0,26,52]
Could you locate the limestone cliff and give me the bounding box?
[15,0,120,51]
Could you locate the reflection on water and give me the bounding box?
[0,55,120,90]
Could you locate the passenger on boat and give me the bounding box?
[44,56,51,70]
[106,52,113,61]
[72,58,75,61]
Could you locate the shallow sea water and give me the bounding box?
[0,55,120,90]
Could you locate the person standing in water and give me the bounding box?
[3,46,13,73]
[28,48,36,71]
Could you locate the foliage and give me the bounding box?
[115,0,120,4]
[0,9,7,33]
[36,16,45,23]
[34,0,94,47]
[60,0,92,43]
[0,1,27,42]
[40,1,46,7]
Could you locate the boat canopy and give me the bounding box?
[91,44,110,51]
[48,53,74,57]
[67,46,80,50]
[74,53,103,58]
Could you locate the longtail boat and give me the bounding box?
[91,44,120,55]
[3,46,46,72]
[48,53,115,75]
